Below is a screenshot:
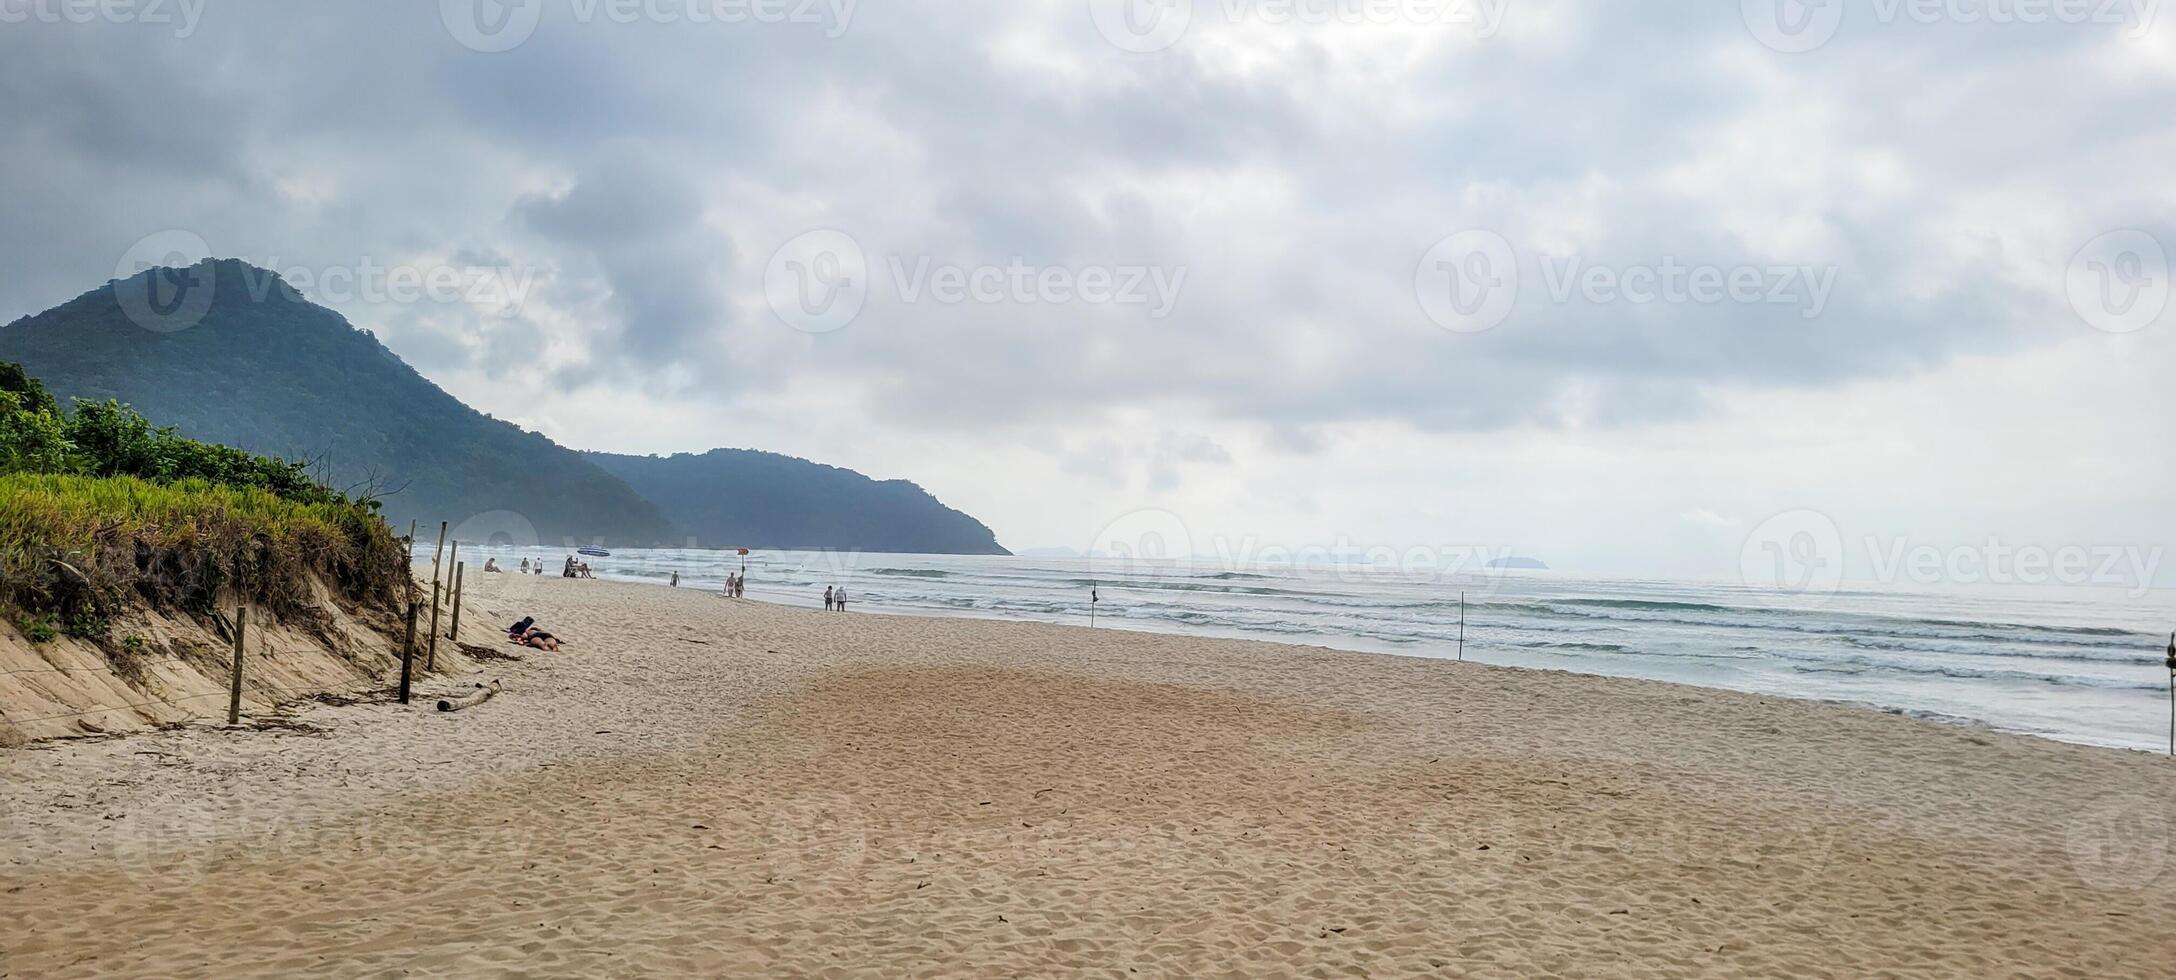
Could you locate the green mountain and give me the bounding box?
[586,449,1009,555]
[0,260,1011,555]
[0,260,671,546]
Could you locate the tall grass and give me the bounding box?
[0,473,404,640]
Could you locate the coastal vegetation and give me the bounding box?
[0,361,403,645]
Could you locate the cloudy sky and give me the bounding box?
[2,0,2172,586]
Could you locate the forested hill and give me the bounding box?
[0,260,673,546]
[585,448,1010,555]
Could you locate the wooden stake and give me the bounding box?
[1458,591,1465,662]
[430,520,448,579]
[423,522,448,673]
[227,604,246,726]
[397,594,418,705]
[448,561,465,640]
[425,578,444,673]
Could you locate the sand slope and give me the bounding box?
[4,574,2174,976]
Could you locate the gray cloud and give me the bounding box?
[0,0,2168,478]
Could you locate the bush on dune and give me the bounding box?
[0,362,403,644]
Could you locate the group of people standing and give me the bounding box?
[723,573,746,598]
[823,586,849,612]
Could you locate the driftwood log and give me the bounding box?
[437,679,502,713]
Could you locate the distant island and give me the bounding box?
[0,260,1008,555]
[1485,556,1550,570]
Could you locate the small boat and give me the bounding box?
[578,547,611,558]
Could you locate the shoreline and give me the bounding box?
[5,573,2175,975]
[551,555,2171,756]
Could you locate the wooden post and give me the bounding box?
[227,605,246,725]
[423,522,448,673]
[397,594,418,705]
[2164,633,2174,756]
[447,561,465,640]
[430,520,448,579]
[425,578,444,672]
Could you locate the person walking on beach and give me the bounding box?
[834,587,847,612]
[823,585,834,611]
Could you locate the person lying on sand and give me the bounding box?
[506,616,534,639]
[513,627,562,652]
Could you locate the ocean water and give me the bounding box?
[432,546,2176,752]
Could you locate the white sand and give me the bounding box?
[4,572,2175,977]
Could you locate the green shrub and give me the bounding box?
[21,615,57,644]
[0,362,405,639]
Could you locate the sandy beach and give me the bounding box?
[5,571,2176,977]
